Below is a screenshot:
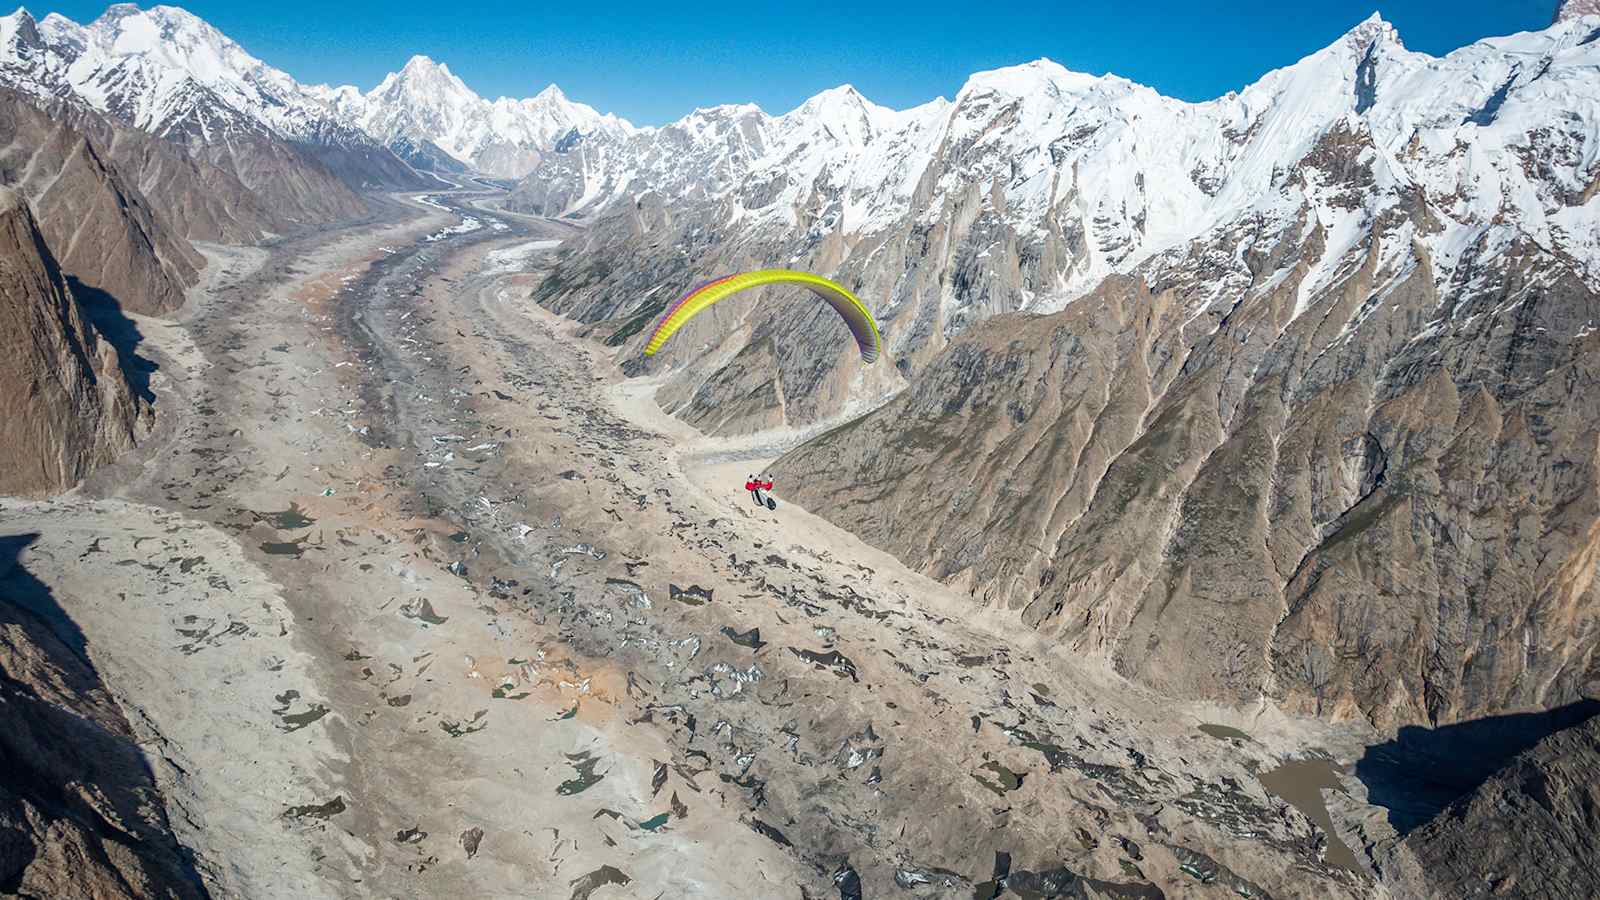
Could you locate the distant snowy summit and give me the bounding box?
[4,0,1597,313]
[1,4,357,143]
[312,54,635,179]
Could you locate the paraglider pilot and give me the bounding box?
[745,474,775,509]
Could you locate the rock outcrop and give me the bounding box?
[1555,0,1600,24]
[0,187,145,496]
[656,334,791,434]
[0,90,202,315]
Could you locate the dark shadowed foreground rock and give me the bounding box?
[0,534,205,898]
[1385,712,1600,899]
[0,186,145,496]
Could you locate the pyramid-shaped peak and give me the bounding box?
[797,84,873,110]
[1342,12,1403,48]
[0,7,40,44]
[402,54,451,75]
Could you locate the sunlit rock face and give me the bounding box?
[0,186,146,496]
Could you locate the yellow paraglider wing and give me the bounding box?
[642,269,880,363]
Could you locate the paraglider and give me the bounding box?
[643,270,881,363]
[649,270,874,518]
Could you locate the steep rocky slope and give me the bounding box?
[0,89,201,315]
[38,91,280,245]
[772,161,1600,735]
[0,187,145,496]
[0,533,206,898]
[764,13,1600,731]
[185,133,371,229]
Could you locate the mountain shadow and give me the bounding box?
[0,533,86,660]
[69,276,160,407]
[1355,699,1600,834]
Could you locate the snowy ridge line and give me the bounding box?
[516,12,1600,314]
[493,9,1600,448]
[0,4,632,180]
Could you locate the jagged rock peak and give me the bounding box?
[1341,12,1404,50]
[1555,0,1600,23]
[0,7,39,42]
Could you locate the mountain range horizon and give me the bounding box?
[15,0,1576,125]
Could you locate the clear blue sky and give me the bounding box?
[35,0,1561,124]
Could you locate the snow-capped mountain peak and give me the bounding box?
[0,4,633,178]
[778,84,897,148]
[0,7,37,44]
[960,57,1112,99]
[380,54,478,102]
[84,4,260,83]
[2,7,83,62]
[401,53,448,74]
[370,55,477,115]
[510,6,1600,388]
[513,81,631,135]
[342,50,634,177]
[0,2,367,142]
[1346,11,1398,40]
[36,10,84,46]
